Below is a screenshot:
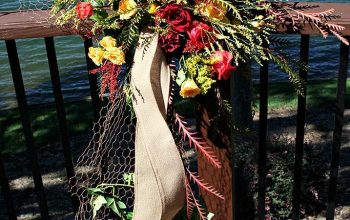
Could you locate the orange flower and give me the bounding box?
[118,0,137,20]
[195,0,227,21]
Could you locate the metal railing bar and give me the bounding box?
[0,154,17,220]
[83,38,101,120]
[257,58,269,220]
[5,39,50,219]
[44,36,79,213]
[292,34,310,220]
[326,37,350,220]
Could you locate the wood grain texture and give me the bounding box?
[0,10,70,40]
[1,3,350,40]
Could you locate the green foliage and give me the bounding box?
[211,20,270,66]
[180,54,216,95]
[265,146,294,218]
[123,173,135,186]
[117,9,144,50]
[0,100,95,154]
[88,179,134,219]
[269,52,307,96]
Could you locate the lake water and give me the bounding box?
[0,0,350,110]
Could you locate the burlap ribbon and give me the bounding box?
[131,32,186,219]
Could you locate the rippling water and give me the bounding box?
[0,0,349,110]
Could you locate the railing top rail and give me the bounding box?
[1,2,350,40]
[0,10,70,40]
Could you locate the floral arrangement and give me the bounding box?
[51,0,347,219]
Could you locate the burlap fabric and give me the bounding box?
[131,31,186,220]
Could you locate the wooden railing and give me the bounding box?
[0,3,349,220]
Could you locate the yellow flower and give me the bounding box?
[99,36,117,49]
[104,47,125,65]
[148,3,159,15]
[196,1,228,22]
[118,0,137,20]
[180,79,201,98]
[88,47,104,66]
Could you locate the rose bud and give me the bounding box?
[76,2,93,19]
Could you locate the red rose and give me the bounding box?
[157,4,191,32]
[211,51,237,80]
[159,30,181,53]
[185,21,215,52]
[76,2,93,19]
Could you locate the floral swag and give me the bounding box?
[50,0,348,219]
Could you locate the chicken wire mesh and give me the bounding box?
[19,0,52,11]
[70,89,136,220]
[18,0,94,38]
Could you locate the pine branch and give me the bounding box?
[292,4,321,11]
[330,29,349,46]
[186,177,208,220]
[175,113,222,169]
[186,178,196,220]
[269,36,290,47]
[269,52,306,96]
[187,169,224,200]
[269,2,349,45]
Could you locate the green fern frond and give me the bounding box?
[117,9,144,49]
[269,52,306,96]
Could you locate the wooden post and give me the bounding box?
[230,62,254,220]
[197,80,233,220]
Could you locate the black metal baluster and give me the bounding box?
[326,38,349,220]
[5,40,50,219]
[83,38,100,120]
[258,59,269,220]
[83,38,109,178]
[44,37,79,213]
[0,154,17,220]
[292,35,310,220]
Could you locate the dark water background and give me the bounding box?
[0,0,350,110]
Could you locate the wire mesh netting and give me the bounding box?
[18,0,94,38]
[70,89,136,220]
[19,0,52,11]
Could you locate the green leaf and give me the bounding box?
[87,188,103,195]
[91,0,103,7]
[90,9,108,22]
[117,201,127,209]
[123,173,134,186]
[92,195,107,218]
[126,212,133,219]
[176,69,186,86]
[106,197,121,217]
[106,197,114,206]
[90,14,102,22]
[95,10,108,18]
